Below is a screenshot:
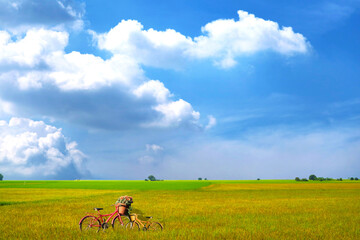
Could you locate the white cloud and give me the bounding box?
[133,80,172,103]
[94,10,309,69]
[0,28,68,67]
[47,52,143,90]
[205,115,217,130]
[189,10,309,68]
[0,27,200,129]
[150,99,200,128]
[146,144,163,153]
[0,29,143,90]
[95,20,194,69]
[0,117,89,179]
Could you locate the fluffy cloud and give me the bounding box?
[0,28,142,90]
[0,28,68,67]
[95,10,309,69]
[0,117,89,179]
[0,0,84,32]
[133,80,172,103]
[150,99,200,128]
[191,10,309,68]
[94,20,194,69]
[0,28,200,129]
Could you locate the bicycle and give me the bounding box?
[125,213,163,231]
[79,204,130,232]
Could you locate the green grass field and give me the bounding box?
[1,180,359,239]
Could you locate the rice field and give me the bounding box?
[0,180,359,239]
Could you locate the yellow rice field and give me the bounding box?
[1,182,359,239]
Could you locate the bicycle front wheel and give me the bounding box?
[112,215,130,230]
[147,222,163,231]
[79,216,101,232]
[125,221,140,231]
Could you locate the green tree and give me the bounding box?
[198,177,202,180]
[301,178,308,181]
[309,174,317,181]
[0,173,3,181]
[148,175,156,181]
[350,177,354,180]
[355,177,359,180]
[295,177,300,181]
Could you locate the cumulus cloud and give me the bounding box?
[94,20,194,69]
[133,80,172,103]
[0,0,84,32]
[0,117,89,179]
[150,99,200,128]
[0,28,68,68]
[190,10,309,68]
[94,10,309,69]
[0,28,142,90]
[0,28,200,129]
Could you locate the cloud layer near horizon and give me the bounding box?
[111,126,360,180]
[0,118,89,179]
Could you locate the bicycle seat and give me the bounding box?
[145,216,152,219]
[94,208,103,211]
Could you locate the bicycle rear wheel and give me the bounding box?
[112,215,130,230]
[147,222,163,231]
[125,221,140,231]
[79,216,101,232]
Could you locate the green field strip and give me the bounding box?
[0,180,212,190]
[1,179,357,191]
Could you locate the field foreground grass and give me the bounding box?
[0,180,359,239]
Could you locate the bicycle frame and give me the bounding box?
[79,206,126,227]
[131,214,152,229]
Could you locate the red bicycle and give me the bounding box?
[79,205,130,232]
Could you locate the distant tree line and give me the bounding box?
[145,175,163,181]
[0,173,3,181]
[295,174,359,182]
[198,178,208,180]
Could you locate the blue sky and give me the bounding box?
[0,0,359,180]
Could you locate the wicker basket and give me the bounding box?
[118,206,126,215]
[130,214,137,221]
[116,203,127,215]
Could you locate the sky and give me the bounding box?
[0,0,359,180]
